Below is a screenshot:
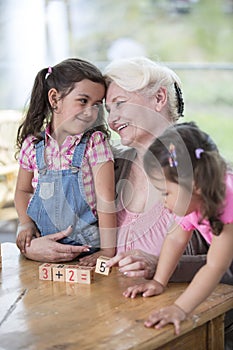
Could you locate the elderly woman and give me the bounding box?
[103,57,232,285]
[103,57,232,350]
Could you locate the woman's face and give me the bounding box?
[105,82,170,150]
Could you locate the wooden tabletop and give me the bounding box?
[0,243,233,350]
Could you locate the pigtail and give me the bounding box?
[16,68,51,153]
[194,149,226,235]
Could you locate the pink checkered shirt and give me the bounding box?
[19,128,114,215]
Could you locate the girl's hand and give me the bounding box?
[78,251,102,267]
[144,304,187,335]
[123,280,165,298]
[16,225,40,253]
[79,248,115,267]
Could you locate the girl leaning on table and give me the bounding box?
[123,121,233,335]
[14,58,116,265]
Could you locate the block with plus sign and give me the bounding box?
[39,263,56,281]
[77,266,95,284]
[65,264,79,283]
[95,256,112,276]
[52,264,66,282]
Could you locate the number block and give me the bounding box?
[95,256,112,276]
[52,264,66,282]
[77,266,94,284]
[65,265,79,283]
[39,263,55,281]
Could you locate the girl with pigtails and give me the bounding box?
[123,121,233,337]
[14,58,116,264]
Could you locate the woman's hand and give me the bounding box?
[123,279,164,298]
[105,249,158,279]
[22,226,90,262]
[144,304,187,335]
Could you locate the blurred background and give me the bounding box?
[0,0,233,241]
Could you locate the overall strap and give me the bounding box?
[34,132,47,172]
[71,135,88,168]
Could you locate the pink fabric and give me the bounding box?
[19,128,114,215]
[177,173,233,244]
[116,199,174,255]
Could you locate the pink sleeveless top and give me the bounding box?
[116,197,174,255]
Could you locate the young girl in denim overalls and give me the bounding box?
[15,58,116,265]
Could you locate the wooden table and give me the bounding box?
[0,243,233,350]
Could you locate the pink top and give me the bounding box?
[177,173,233,244]
[117,198,174,255]
[19,127,114,215]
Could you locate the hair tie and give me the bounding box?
[174,82,184,118]
[168,143,178,167]
[195,148,204,159]
[45,66,52,80]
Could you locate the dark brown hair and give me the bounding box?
[144,121,227,235]
[16,58,110,154]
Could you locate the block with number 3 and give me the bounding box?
[39,263,55,281]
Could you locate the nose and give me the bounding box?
[106,105,119,125]
[84,105,98,119]
[84,106,93,116]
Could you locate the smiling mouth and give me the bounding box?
[117,123,129,131]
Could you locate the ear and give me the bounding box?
[48,88,59,109]
[154,87,167,112]
[193,183,202,196]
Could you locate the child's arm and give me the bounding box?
[123,224,192,298]
[145,223,233,334]
[79,160,116,266]
[14,167,40,252]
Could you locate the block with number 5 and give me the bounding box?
[95,256,112,276]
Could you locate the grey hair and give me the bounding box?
[104,56,184,122]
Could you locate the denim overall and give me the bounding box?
[27,135,100,251]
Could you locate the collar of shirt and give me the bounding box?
[45,124,84,148]
[44,124,85,169]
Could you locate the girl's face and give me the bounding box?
[51,79,105,140]
[105,82,170,150]
[152,175,201,217]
